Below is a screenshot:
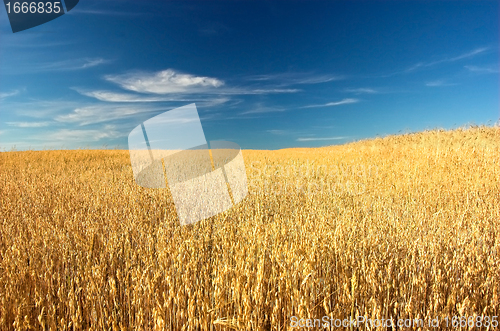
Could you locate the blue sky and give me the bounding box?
[0,0,498,150]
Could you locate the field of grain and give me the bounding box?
[0,126,499,330]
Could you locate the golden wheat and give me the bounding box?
[0,125,499,330]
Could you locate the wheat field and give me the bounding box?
[0,126,499,330]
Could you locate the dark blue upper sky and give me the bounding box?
[0,0,498,150]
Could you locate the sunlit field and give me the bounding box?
[0,126,499,330]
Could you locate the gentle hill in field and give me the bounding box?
[337,125,499,150]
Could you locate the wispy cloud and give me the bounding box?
[1,57,109,75]
[464,64,499,74]
[6,121,50,128]
[0,123,127,150]
[243,89,299,94]
[199,98,231,107]
[105,69,300,95]
[296,136,348,142]
[405,47,491,72]
[378,47,494,78]
[448,48,491,61]
[0,90,20,99]
[343,88,378,94]
[74,89,195,102]
[425,80,457,87]
[45,125,125,142]
[300,98,359,109]
[55,104,167,126]
[247,72,344,85]
[240,105,286,115]
[227,97,355,118]
[82,59,107,69]
[74,89,231,108]
[105,69,224,94]
[267,129,287,135]
[39,58,109,71]
[12,100,83,119]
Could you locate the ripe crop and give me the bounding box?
[0,126,499,330]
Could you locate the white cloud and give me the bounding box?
[344,88,378,94]
[45,125,124,142]
[242,88,300,94]
[405,47,491,72]
[105,69,224,94]
[105,69,300,95]
[54,102,223,126]
[12,100,83,119]
[240,105,286,115]
[247,72,344,85]
[267,129,287,135]
[75,89,192,102]
[6,121,50,128]
[74,89,230,107]
[0,90,20,99]
[296,136,348,142]
[425,80,457,87]
[39,58,109,71]
[464,65,499,74]
[55,104,165,126]
[82,59,107,68]
[0,124,127,150]
[199,97,231,107]
[300,98,359,108]
[236,98,358,116]
[449,48,490,61]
